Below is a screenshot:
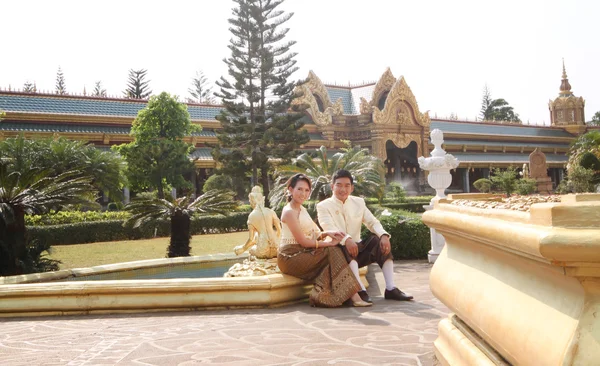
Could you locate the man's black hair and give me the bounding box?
[332,169,354,185]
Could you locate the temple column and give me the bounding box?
[462,168,470,193]
[123,187,130,204]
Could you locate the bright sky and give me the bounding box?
[2,0,599,125]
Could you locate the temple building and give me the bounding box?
[0,64,597,195]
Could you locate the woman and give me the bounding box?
[277,173,372,307]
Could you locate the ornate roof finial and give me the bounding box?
[559,58,572,96]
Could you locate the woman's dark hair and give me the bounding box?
[332,169,354,185]
[286,173,312,202]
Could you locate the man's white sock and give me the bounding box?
[382,259,396,291]
[349,260,366,291]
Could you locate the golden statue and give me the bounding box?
[233,186,281,259]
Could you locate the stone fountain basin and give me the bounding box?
[0,253,368,318]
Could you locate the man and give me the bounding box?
[317,169,413,303]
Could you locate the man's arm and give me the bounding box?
[316,202,339,233]
[360,198,389,238]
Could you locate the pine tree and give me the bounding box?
[188,70,214,104]
[214,0,308,203]
[92,81,107,97]
[22,81,36,93]
[124,69,152,99]
[55,67,67,95]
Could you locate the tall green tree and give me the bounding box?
[55,67,66,95]
[115,92,198,199]
[23,81,36,93]
[124,69,152,99]
[590,111,600,126]
[92,81,107,97]
[215,0,309,203]
[188,70,214,104]
[480,85,521,122]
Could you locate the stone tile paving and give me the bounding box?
[0,260,448,366]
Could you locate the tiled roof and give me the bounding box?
[190,147,213,160]
[452,152,568,163]
[0,122,218,137]
[0,122,130,134]
[326,88,355,115]
[308,133,325,140]
[0,93,223,120]
[441,139,570,149]
[431,120,574,138]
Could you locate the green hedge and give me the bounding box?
[26,211,131,226]
[27,212,250,246]
[361,210,430,260]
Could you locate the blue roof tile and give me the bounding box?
[325,88,355,114]
[0,94,223,121]
[452,152,568,163]
[0,122,130,134]
[441,139,570,149]
[431,120,574,138]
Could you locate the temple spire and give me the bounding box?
[560,58,573,96]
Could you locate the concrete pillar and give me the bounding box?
[123,187,130,204]
[423,203,447,263]
[191,170,197,199]
[462,168,470,193]
[171,188,177,199]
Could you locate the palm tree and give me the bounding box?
[269,145,385,208]
[0,162,97,275]
[124,190,238,257]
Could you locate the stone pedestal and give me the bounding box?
[536,176,553,194]
[418,129,460,263]
[423,193,600,365]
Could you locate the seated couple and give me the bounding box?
[277,169,413,308]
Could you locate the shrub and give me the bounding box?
[385,182,406,201]
[107,202,119,211]
[25,211,131,226]
[491,167,518,196]
[516,178,537,195]
[203,174,234,193]
[569,165,597,193]
[27,212,250,246]
[580,152,600,171]
[361,210,430,260]
[473,178,492,193]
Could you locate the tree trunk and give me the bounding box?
[0,207,26,276]
[157,179,165,199]
[167,213,191,257]
[260,166,270,208]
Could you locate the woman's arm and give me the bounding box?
[281,209,340,248]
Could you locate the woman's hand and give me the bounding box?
[322,231,345,241]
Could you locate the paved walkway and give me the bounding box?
[0,261,448,366]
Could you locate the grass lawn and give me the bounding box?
[48,231,250,269]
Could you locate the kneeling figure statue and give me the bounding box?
[226,186,281,277]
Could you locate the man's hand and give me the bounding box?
[380,235,391,256]
[345,238,359,257]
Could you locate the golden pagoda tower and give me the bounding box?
[548,60,586,133]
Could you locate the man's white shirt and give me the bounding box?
[317,195,389,244]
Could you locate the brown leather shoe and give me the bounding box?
[358,290,372,303]
[384,288,413,301]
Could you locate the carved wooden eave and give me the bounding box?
[370,68,396,106]
[372,76,431,128]
[291,71,341,126]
